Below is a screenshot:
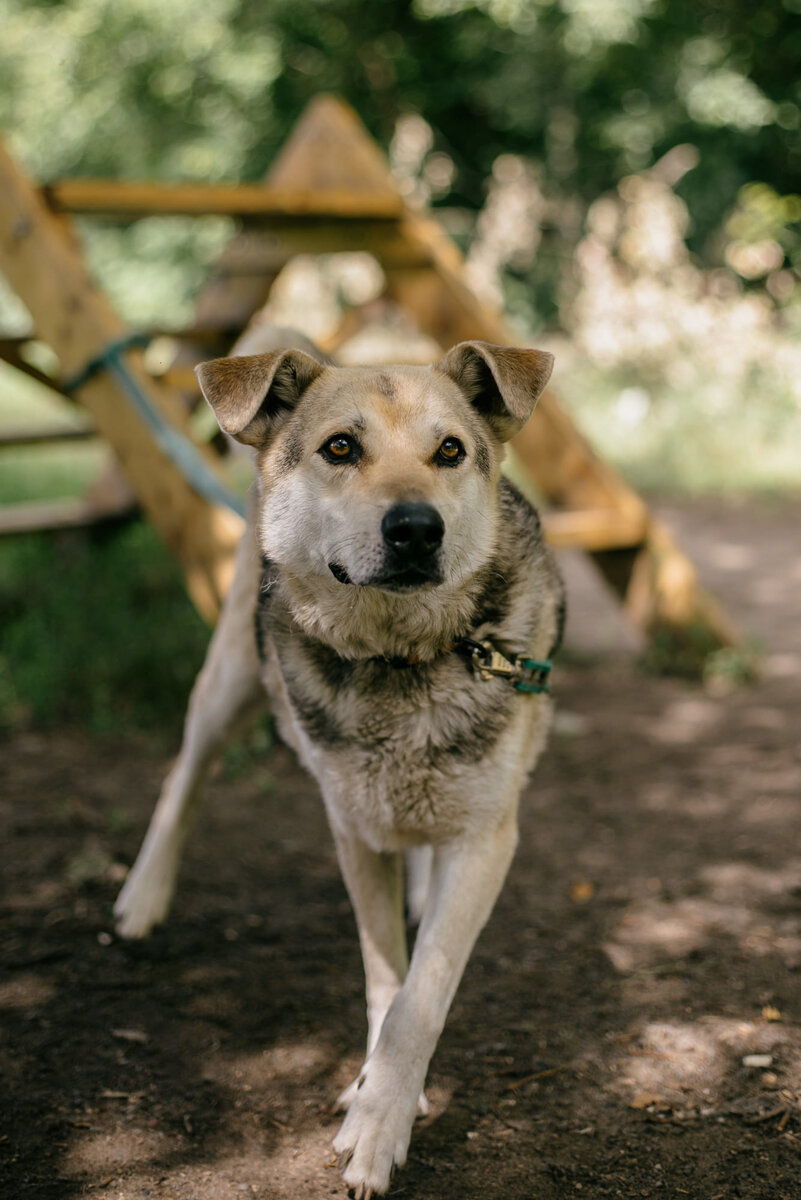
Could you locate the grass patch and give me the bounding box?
[0,441,108,505]
[0,522,209,739]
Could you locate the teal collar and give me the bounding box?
[455,637,551,694]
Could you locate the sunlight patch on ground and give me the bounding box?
[201,1041,337,1092]
[62,1127,179,1177]
[644,696,723,745]
[741,795,801,825]
[604,858,801,974]
[5,877,66,911]
[81,1076,459,1200]
[608,1015,801,1113]
[764,652,801,678]
[91,1134,340,1200]
[0,972,55,1009]
[741,705,789,730]
[639,777,729,818]
[708,542,755,571]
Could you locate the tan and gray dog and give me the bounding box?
[114,330,564,1198]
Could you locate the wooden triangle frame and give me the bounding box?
[0,95,735,650]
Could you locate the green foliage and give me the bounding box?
[0,523,209,736]
[1,0,799,336]
[2,0,798,246]
[641,621,760,685]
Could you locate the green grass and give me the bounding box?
[0,441,109,505]
[0,522,209,739]
[0,362,109,504]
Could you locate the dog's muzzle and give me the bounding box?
[328,502,445,591]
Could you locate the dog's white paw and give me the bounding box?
[336,1073,429,1118]
[113,855,176,939]
[333,1070,420,1198]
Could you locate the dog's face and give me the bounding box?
[197,342,553,595]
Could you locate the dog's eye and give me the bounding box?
[319,434,361,465]
[435,437,465,467]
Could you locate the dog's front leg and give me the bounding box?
[114,507,266,939]
[330,830,410,1112]
[333,810,519,1198]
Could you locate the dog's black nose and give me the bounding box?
[382,502,444,558]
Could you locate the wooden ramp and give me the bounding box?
[0,95,735,650]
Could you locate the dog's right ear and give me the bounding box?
[195,351,325,449]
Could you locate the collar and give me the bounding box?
[383,636,551,695]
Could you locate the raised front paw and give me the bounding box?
[332,1068,421,1198]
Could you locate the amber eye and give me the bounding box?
[319,434,361,465]
[435,437,465,466]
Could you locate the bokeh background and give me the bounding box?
[1,0,800,728]
[4,9,801,1199]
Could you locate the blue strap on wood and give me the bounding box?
[63,333,246,518]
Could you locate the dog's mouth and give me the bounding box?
[328,561,442,592]
[374,566,443,592]
[328,562,353,585]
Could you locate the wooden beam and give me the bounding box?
[43,179,404,221]
[0,422,94,447]
[0,138,243,620]
[0,494,134,535]
[0,338,69,395]
[542,508,648,551]
[602,522,739,647]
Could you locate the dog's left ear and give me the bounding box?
[195,350,325,448]
[436,341,554,441]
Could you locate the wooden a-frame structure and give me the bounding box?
[0,95,735,648]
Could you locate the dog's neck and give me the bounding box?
[274,566,491,662]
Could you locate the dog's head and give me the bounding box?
[197,342,553,595]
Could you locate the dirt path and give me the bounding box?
[2,496,801,1199]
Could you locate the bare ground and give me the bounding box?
[2,495,801,1200]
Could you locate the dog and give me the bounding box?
[114,329,564,1198]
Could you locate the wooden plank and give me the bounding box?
[0,422,94,446]
[1,328,242,351]
[613,521,739,645]
[542,508,648,551]
[199,221,431,269]
[44,179,404,221]
[157,366,203,391]
[0,137,244,620]
[0,338,68,395]
[0,494,134,535]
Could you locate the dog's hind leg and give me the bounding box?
[114,505,266,939]
[405,845,432,925]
